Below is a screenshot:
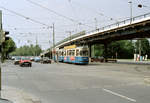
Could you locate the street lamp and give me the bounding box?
[128,1,133,24]
[47,24,55,61]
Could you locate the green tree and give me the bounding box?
[11,44,42,56]
[94,44,104,57]
[3,38,16,57]
[135,38,150,57]
[93,40,134,59]
[107,40,134,59]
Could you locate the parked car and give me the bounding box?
[19,57,32,67]
[30,57,34,61]
[14,57,21,65]
[34,57,41,62]
[91,56,104,62]
[11,56,16,60]
[41,57,51,64]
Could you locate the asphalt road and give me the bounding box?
[2,60,150,103]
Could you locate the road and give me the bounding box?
[2,60,150,103]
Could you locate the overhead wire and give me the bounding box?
[25,0,94,28]
[26,0,76,22]
[0,6,51,27]
[66,0,123,27]
[67,0,78,20]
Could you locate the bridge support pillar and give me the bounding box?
[104,43,108,62]
[88,44,92,62]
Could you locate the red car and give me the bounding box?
[19,57,32,67]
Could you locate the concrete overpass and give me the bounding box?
[56,12,150,48]
[42,12,150,59]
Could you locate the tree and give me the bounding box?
[11,44,42,56]
[3,38,16,57]
[107,40,134,59]
[135,38,150,57]
[94,44,104,57]
[93,40,134,59]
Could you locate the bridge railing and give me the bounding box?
[86,12,150,35]
[55,31,86,46]
[56,12,150,47]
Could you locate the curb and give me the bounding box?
[1,86,41,103]
[117,61,150,65]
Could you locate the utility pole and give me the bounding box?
[35,35,37,56]
[0,10,2,94]
[35,34,38,56]
[49,40,51,59]
[52,23,55,62]
[0,11,10,96]
[128,1,133,24]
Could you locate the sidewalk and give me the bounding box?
[1,86,41,103]
[117,59,150,65]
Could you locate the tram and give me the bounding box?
[58,45,89,64]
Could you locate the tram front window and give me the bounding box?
[80,50,88,56]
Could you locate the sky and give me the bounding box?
[0,0,150,50]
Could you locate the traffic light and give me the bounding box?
[138,4,142,8]
[0,31,9,62]
[2,31,9,42]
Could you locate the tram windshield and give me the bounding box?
[80,50,88,56]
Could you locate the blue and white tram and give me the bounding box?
[74,47,89,64]
[58,45,89,64]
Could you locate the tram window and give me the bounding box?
[64,51,66,56]
[61,51,63,56]
[69,50,71,56]
[76,49,79,56]
[67,50,69,56]
[70,50,72,56]
[72,50,75,56]
[80,50,88,56]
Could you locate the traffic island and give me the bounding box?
[1,86,41,103]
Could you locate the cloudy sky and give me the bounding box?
[0,0,149,50]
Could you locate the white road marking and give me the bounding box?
[103,88,136,102]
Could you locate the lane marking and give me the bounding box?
[103,88,136,102]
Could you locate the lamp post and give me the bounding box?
[128,1,133,24]
[47,24,55,62]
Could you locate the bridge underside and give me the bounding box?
[59,20,150,48]
[79,21,150,45]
